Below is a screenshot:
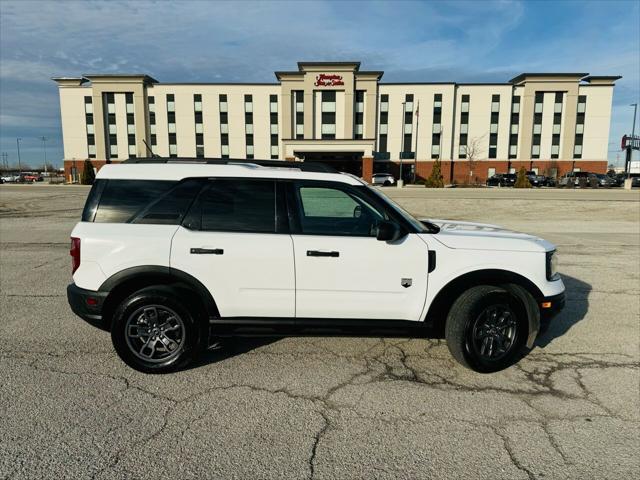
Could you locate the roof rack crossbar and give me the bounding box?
[121,157,338,173]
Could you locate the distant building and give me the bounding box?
[53,61,620,183]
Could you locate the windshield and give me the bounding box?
[368,186,430,233]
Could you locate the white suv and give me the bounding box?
[67,159,565,373]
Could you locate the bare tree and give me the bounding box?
[545,160,560,179]
[461,135,485,185]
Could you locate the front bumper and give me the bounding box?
[540,291,565,322]
[67,283,109,325]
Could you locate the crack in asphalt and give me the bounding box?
[308,411,331,480]
[1,342,638,479]
[491,425,536,480]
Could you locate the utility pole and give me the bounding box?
[41,136,48,173]
[626,103,637,179]
[16,138,22,173]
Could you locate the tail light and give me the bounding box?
[70,237,81,274]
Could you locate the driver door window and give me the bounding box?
[296,185,385,236]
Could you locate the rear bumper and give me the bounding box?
[540,291,565,322]
[67,283,109,326]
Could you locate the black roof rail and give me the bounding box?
[121,157,339,173]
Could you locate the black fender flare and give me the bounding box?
[99,265,219,319]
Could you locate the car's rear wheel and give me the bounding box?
[445,285,528,373]
[111,287,206,373]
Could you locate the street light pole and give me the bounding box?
[41,136,48,173]
[16,138,22,174]
[628,103,637,179]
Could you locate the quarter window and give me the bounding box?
[93,180,176,223]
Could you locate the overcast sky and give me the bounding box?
[1,0,638,168]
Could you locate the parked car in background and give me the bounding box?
[486,173,516,187]
[1,173,21,183]
[525,171,547,187]
[593,173,618,188]
[545,176,557,187]
[371,172,396,186]
[22,174,39,183]
[559,171,592,187]
[613,172,639,186]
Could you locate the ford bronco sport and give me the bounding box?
[67,158,565,373]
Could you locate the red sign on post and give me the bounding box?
[314,74,344,87]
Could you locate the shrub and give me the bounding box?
[514,167,532,188]
[425,158,444,188]
[80,159,96,185]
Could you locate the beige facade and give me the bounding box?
[53,62,620,182]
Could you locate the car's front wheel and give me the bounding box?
[445,285,528,373]
[111,287,206,373]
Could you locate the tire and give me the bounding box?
[383,181,391,186]
[445,285,528,373]
[111,286,206,373]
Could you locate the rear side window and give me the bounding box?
[133,178,204,225]
[184,179,276,233]
[92,180,176,223]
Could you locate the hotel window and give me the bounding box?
[574,95,586,158]
[488,94,500,159]
[431,93,442,158]
[244,95,254,158]
[403,94,413,153]
[551,92,563,159]
[508,96,520,159]
[321,91,336,140]
[193,94,204,158]
[294,90,304,139]
[354,90,364,139]
[270,94,279,159]
[166,94,177,157]
[84,97,96,158]
[148,96,157,149]
[531,92,543,159]
[105,93,117,158]
[219,94,229,158]
[458,94,469,158]
[378,94,388,153]
[125,93,136,158]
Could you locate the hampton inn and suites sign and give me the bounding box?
[314,73,344,87]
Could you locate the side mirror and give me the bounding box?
[376,220,404,242]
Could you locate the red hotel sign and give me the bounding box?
[314,74,344,87]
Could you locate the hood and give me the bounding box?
[422,219,553,253]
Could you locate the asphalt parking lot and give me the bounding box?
[1,184,638,479]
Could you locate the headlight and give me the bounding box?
[546,250,560,281]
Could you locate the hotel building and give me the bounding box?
[53,61,620,183]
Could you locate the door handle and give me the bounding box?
[307,250,339,257]
[190,248,224,255]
